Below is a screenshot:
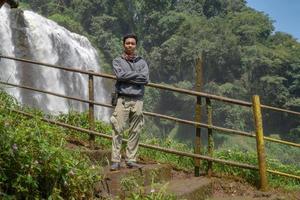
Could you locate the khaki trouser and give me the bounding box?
[110,97,144,163]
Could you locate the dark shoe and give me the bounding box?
[110,162,120,171]
[126,161,142,169]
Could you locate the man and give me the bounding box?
[110,34,149,171]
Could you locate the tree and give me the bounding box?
[22,0,300,143]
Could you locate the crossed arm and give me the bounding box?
[112,59,149,85]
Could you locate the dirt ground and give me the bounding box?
[211,177,300,200]
[169,169,300,200]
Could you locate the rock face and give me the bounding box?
[0,6,109,120]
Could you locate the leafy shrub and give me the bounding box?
[0,90,101,199]
[213,149,260,184]
[54,111,113,148]
[120,176,177,200]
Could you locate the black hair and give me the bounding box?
[123,34,138,44]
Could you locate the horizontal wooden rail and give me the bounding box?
[0,54,115,79]
[1,55,299,116]
[267,169,300,180]
[261,104,300,116]
[264,136,300,148]
[1,80,299,148]
[0,55,250,106]
[0,80,113,108]
[5,108,256,170]
[2,106,299,181]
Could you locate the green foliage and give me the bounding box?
[213,148,300,189]
[19,2,31,9]
[144,87,161,112]
[229,10,274,45]
[120,176,177,200]
[287,127,300,143]
[49,13,84,34]
[90,14,123,63]
[0,89,18,109]
[140,136,194,171]
[0,90,101,199]
[267,158,300,189]
[213,149,260,184]
[21,0,300,145]
[55,110,111,131]
[266,141,300,167]
[53,110,113,151]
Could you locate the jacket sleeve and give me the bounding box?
[132,61,149,85]
[112,58,140,81]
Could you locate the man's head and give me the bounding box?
[123,34,138,55]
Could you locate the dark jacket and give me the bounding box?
[113,56,149,97]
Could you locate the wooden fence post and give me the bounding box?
[206,97,213,177]
[194,55,203,177]
[252,95,268,191]
[88,70,95,149]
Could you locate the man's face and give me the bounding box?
[123,38,137,55]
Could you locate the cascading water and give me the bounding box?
[0,5,109,121]
[0,5,20,100]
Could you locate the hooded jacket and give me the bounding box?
[113,55,149,97]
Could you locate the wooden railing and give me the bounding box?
[0,55,299,191]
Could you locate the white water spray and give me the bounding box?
[0,6,109,121]
[0,5,20,100]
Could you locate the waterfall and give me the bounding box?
[0,5,20,100]
[0,5,109,121]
